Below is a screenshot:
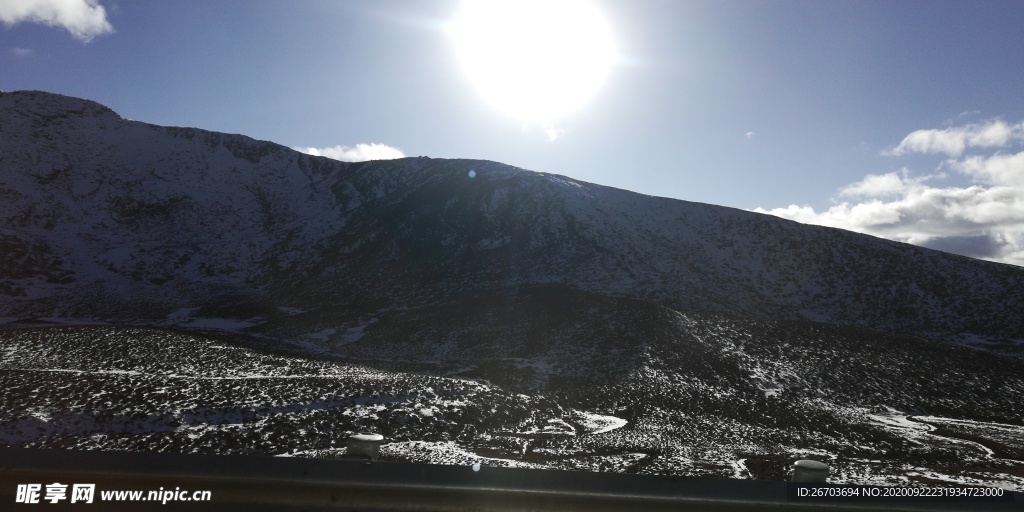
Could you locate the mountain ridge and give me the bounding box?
[3,90,1024,487]
[3,90,1023,348]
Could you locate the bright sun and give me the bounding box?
[449,0,616,125]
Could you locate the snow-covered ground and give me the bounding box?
[1,325,1022,489]
[574,411,627,435]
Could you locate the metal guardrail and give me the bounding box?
[0,447,1019,511]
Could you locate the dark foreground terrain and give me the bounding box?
[3,91,1024,492]
[2,324,1021,490]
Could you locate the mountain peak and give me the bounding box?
[2,91,1024,352]
[0,89,119,120]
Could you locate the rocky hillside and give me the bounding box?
[2,90,1023,350]
[3,90,1024,488]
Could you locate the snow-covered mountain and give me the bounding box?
[2,90,1023,347]
[3,90,1024,487]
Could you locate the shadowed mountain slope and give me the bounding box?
[3,90,1024,487]
[2,90,1023,348]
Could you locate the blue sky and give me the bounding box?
[3,0,1024,265]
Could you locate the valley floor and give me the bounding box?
[1,325,1022,491]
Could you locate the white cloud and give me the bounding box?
[10,47,34,57]
[838,171,909,198]
[519,121,567,142]
[745,131,755,139]
[544,125,566,142]
[952,151,1024,186]
[0,0,113,42]
[886,119,1024,157]
[756,120,1024,266]
[293,143,405,162]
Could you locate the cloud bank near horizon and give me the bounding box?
[293,143,406,162]
[755,119,1024,267]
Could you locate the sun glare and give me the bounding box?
[449,0,616,125]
